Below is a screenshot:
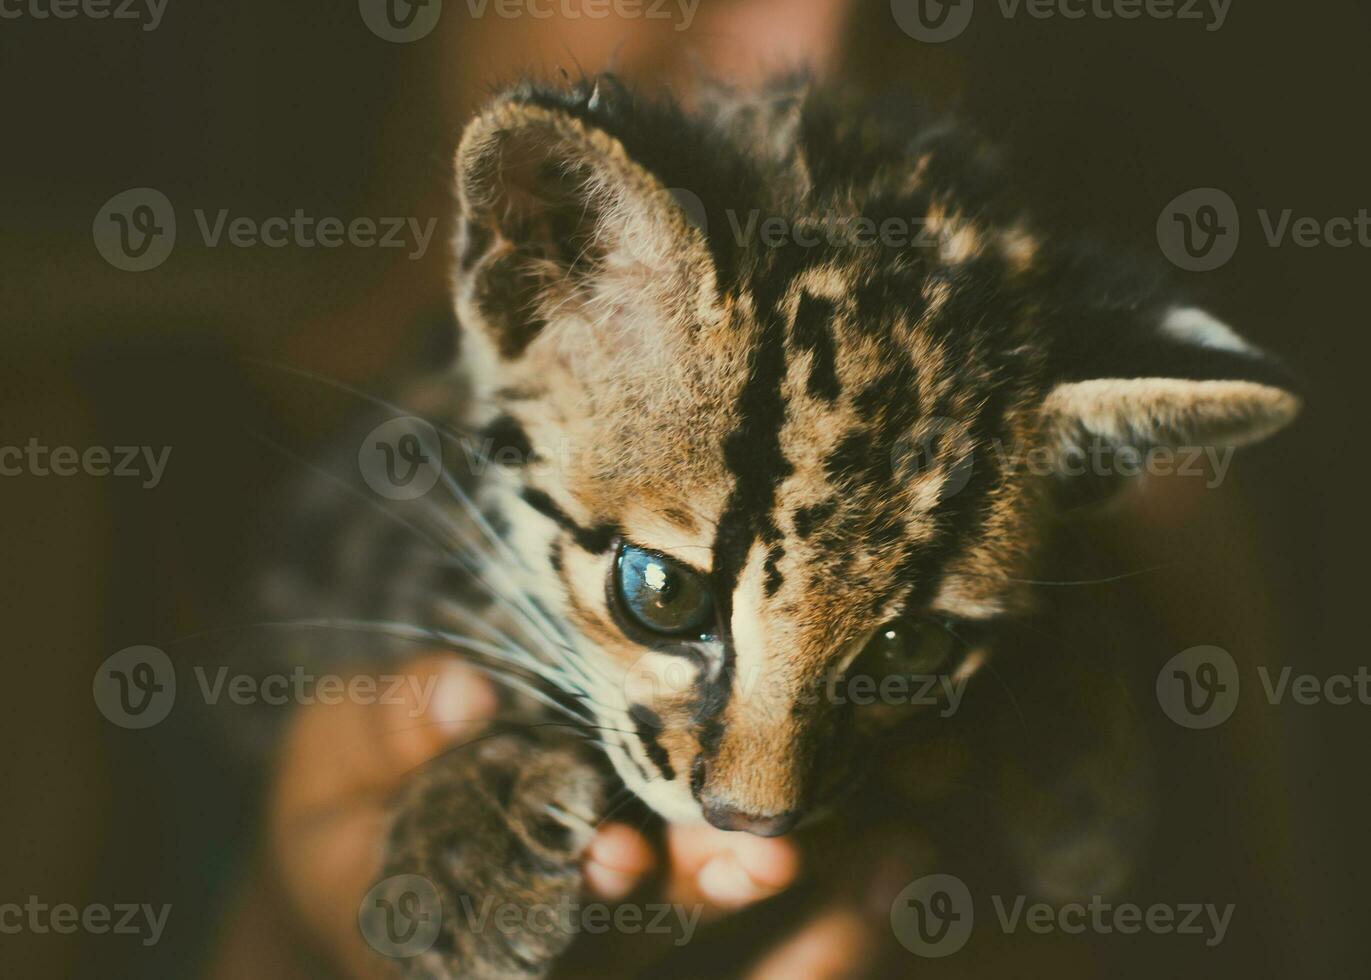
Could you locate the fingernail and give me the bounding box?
[732,836,801,891]
[584,861,639,902]
[428,662,495,736]
[698,854,762,908]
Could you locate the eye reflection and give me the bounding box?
[850,619,963,681]
[614,543,715,639]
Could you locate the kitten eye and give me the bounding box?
[850,620,962,680]
[614,544,715,639]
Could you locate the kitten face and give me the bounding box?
[449,77,1299,831]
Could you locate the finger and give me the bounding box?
[744,907,877,980]
[276,656,497,824]
[583,823,657,901]
[664,823,801,911]
[268,655,498,978]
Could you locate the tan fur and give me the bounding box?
[445,84,1302,827]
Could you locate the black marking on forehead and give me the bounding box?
[710,288,795,619]
[854,266,924,335]
[701,273,801,764]
[824,430,879,486]
[790,292,841,402]
[889,396,1013,614]
[792,499,837,539]
[520,486,618,554]
[853,357,920,421]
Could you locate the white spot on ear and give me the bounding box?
[1161,306,1254,354]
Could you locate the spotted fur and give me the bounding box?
[263,74,1300,978]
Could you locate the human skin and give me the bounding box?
[211,5,876,974]
[208,656,878,979]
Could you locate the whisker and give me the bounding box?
[247,426,602,694]
[246,357,497,467]
[1006,562,1179,587]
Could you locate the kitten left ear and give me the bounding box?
[453,83,716,359]
[1039,305,1301,505]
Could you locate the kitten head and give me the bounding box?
[448,76,1300,832]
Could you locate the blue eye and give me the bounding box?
[614,544,715,638]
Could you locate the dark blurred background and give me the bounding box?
[1,0,1366,976]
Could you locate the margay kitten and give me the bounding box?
[261,75,1300,978]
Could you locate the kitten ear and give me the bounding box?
[453,83,715,359]
[1039,305,1302,509]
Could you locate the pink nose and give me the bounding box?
[701,801,799,837]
